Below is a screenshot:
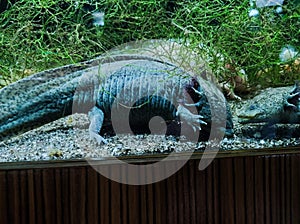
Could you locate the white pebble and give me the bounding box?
[249,9,260,17]
[275,6,283,14]
[279,45,299,62]
[92,11,105,26]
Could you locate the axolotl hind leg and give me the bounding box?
[88,107,108,144]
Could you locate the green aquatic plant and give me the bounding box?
[0,0,299,88]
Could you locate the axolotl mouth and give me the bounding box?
[237,104,266,124]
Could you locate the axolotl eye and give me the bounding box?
[244,103,263,117]
[242,103,262,117]
[249,104,257,110]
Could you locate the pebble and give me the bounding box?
[0,114,299,163]
[275,6,283,14]
[249,9,260,17]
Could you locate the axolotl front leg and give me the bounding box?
[88,107,108,144]
[176,87,207,132]
[176,104,207,132]
[284,81,300,113]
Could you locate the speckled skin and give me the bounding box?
[237,82,300,125]
[0,54,233,142]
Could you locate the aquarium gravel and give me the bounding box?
[0,113,299,163]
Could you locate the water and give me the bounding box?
[0,0,299,158]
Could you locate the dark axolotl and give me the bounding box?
[0,54,233,143]
[236,81,300,138]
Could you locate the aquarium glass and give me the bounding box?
[0,0,299,164]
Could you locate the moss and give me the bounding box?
[0,0,299,88]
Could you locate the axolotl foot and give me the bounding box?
[88,107,108,144]
[176,104,207,132]
[89,131,108,144]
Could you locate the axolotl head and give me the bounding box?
[237,103,270,123]
[236,86,292,124]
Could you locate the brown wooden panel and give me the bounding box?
[99,165,110,224]
[7,170,21,224]
[188,160,197,224]
[0,171,8,224]
[153,162,168,224]
[291,154,300,224]
[219,158,235,224]
[54,168,63,224]
[33,169,44,224]
[254,156,265,224]
[166,161,179,224]
[139,184,148,224]
[146,179,154,224]
[61,168,71,224]
[0,153,299,223]
[128,185,140,224]
[87,167,100,224]
[271,156,281,224]
[69,167,87,224]
[27,170,36,224]
[120,165,129,224]
[176,160,191,224]
[264,157,271,224]
[205,159,214,224]
[110,164,122,224]
[233,157,246,224]
[279,156,286,224]
[194,159,209,224]
[176,160,185,224]
[42,169,56,224]
[19,170,29,224]
[212,158,221,223]
[285,155,292,223]
[245,156,255,223]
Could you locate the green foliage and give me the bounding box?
[0,0,299,88]
[172,0,300,87]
